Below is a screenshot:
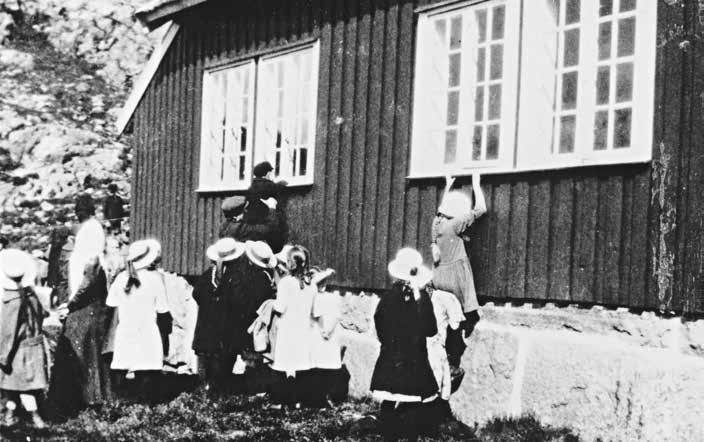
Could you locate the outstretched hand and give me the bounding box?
[472,173,481,188]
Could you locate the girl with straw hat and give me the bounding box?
[370,248,439,440]
[192,238,247,391]
[0,249,48,429]
[106,240,171,385]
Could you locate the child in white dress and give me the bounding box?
[309,268,340,406]
[270,245,316,408]
[106,240,171,382]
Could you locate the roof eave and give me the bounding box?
[136,0,209,30]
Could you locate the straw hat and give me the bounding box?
[387,247,432,289]
[206,238,245,262]
[0,249,38,289]
[437,191,472,219]
[127,239,162,270]
[245,241,277,269]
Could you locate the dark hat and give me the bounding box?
[253,161,274,178]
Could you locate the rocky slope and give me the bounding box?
[0,0,156,250]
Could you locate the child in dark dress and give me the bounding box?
[370,248,440,441]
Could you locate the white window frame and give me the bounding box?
[197,41,319,192]
[409,0,658,179]
[410,0,520,177]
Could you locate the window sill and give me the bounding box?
[196,179,314,194]
[407,153,651,180]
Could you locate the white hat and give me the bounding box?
[437,191,472,219]
[206,238,245,262]
[127,239,162,270]
[245,241,277,269]
[387,247,432,289]
[0,249,38,289]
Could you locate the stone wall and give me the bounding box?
[337,292,704,442]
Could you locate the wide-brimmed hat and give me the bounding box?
[0,249,38,289]
[127,239,162,270]
[437,191,472,219]
[245,241,277,269]
[206,237,245,262]
[387,247,432,289]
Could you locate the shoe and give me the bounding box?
[1,409,18,428]
[125,371,135,380]
[30,411,47,429]
[450,366,465,394]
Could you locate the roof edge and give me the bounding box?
[136,0,209,30]
[115,21,181,136]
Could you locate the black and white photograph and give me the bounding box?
[0,0,702,440]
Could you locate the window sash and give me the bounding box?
[254,43,319,186]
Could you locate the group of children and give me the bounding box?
[0,164,486,439]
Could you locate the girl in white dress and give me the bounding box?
[106,240,171,381]
[270,245,316,408]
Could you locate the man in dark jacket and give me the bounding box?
[103,183,125,233]
[218,196,246,239]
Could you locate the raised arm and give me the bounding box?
[472,173,487,216]
[442,174,456,200]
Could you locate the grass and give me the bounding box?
[0,388,581,441]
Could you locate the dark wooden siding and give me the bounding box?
[130,0,704,314]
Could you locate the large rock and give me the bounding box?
[0,48,34,70]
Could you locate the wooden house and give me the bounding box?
[118,0,704,314]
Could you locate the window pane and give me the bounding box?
[277,62,285,87]
[240,126,247,151]
[614,108,632,148]
[447,90,460,125]
[476,9,487,43]
[490,44,503,80]
[488,84,502,119]
[300,148,308,176]
[276,130,282,148]
[300,117,309,144]
[275,151,281,175]
[559,115,576,153]
[449,53,462,87]
[492,5,505,40]
[445,130,458,163]
[561,71,578,110]
[450,15,463,49]
[292,149,298,176]
[594,111,609,150]
[596,66,610,105]
[620,0,636,12]
[486,124,500,159]
[617,18,635,57]
[599,0,613,16]
[434,19,447,42]
[598,22,612,60]
[475,87,484,122]
[239,155,246,180]
[616,62,633,102]
[278,91,284,117]
[472,126,483,160]
[476,47,486,82]
[565,0,580,24]
[242,98,249,121]
[563,29,580,67]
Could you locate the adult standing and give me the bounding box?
[47,195,112,419]
[0,249,48,429]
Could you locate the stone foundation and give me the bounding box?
[338,293,704,442]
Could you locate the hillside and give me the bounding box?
[0,0,156,249]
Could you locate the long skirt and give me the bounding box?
[47,302,112,419]
[432,257,479,312]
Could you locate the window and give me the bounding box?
[198,42,319,191]
[411,0,520,174]
[410,0,657,177]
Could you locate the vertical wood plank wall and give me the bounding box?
[130,0,704,314]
